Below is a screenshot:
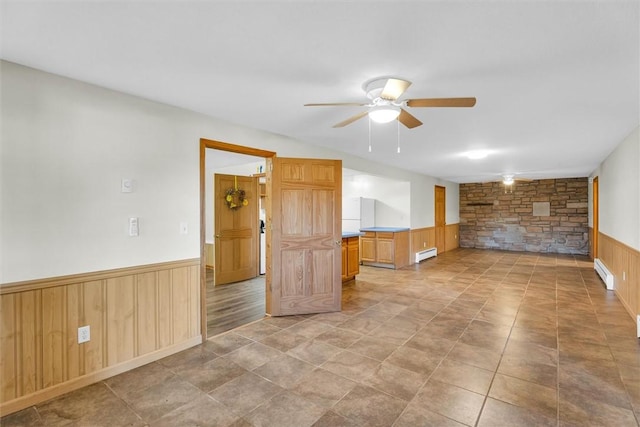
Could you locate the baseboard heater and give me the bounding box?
[415,247,437,263]
[594,258,614,290]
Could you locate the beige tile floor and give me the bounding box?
[3,248,640,426]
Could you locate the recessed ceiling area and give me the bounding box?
[1,1,638,183]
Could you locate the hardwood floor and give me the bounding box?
[206,268,266,337]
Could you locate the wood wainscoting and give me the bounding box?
[410,224,460,263]
[598,233,640,321]
[411,227,436,256]
[445,224,460,252]
[0,259,201,416]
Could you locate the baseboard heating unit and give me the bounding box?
[415,247,437,263]
[594,258,614,290]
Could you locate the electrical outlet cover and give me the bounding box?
[78,325,90,344]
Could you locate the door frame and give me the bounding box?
[592,176,599,260]
[200,138,276,339]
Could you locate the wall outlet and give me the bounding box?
[180,221,188,235]
[78,325,90,344]
[623,271,626,281]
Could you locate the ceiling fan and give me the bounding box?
[304,77,476,129]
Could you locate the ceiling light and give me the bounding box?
[502,175,515,185]
[369,105,400,123]
[465,150,489,160]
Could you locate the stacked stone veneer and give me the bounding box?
[459,178,589,254]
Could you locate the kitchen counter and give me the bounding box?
[360,228,410,269]
[342,232,364,238]
[359,227,410,233]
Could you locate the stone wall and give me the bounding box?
[459,178,589,254]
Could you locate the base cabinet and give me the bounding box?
[342,236,360,281]
[361,230,410,269]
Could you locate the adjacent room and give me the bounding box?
[1,1,639,425]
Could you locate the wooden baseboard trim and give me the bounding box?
[0,335,202,416]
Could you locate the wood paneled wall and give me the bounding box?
[445,224,460,252]
[598,233,640,320]
[411,227,436,255]
[410,224,459,261]
[0,259,201,415]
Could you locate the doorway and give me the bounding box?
[200,140,344,339]
[200,139,275,339]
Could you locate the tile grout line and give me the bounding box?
[472,251,535,427]
[578,263,640,426]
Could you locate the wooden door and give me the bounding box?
[267,157,342,316]
[214,174,259,285]
[435,185,446,254]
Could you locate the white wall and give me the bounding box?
[1,61,459,283]
[343,174,411,227]
[591,126,640,250]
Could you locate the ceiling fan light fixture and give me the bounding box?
[465,150,489,160]
[368,105,400,123]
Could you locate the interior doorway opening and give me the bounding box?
[200,139,276,339]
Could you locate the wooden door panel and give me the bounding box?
[281,250,304,297]
[269,157,342,316]
[435,185,446,254]
[313,190,335,235]
[312,250,335,294]
[282,189,305,236]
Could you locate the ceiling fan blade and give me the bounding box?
[304,102,365,107]
[406,97,477,108]
[380,78,411,100]
[333,111,369,128]
[398,108,422,129]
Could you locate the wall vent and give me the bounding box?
[594,258,614,290]
[415,247,437,263]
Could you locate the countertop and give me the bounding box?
[342,232,364,238]
[359,227,410,233]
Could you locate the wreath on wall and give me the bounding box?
[225,176,249,210]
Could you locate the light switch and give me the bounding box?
[121,178,133,193]
[180,222,188,235]
[129,217,139,236]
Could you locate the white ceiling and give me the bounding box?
[1,1,638,183]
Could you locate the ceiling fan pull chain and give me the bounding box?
[368,116,372,152]
[397,119,401,153]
